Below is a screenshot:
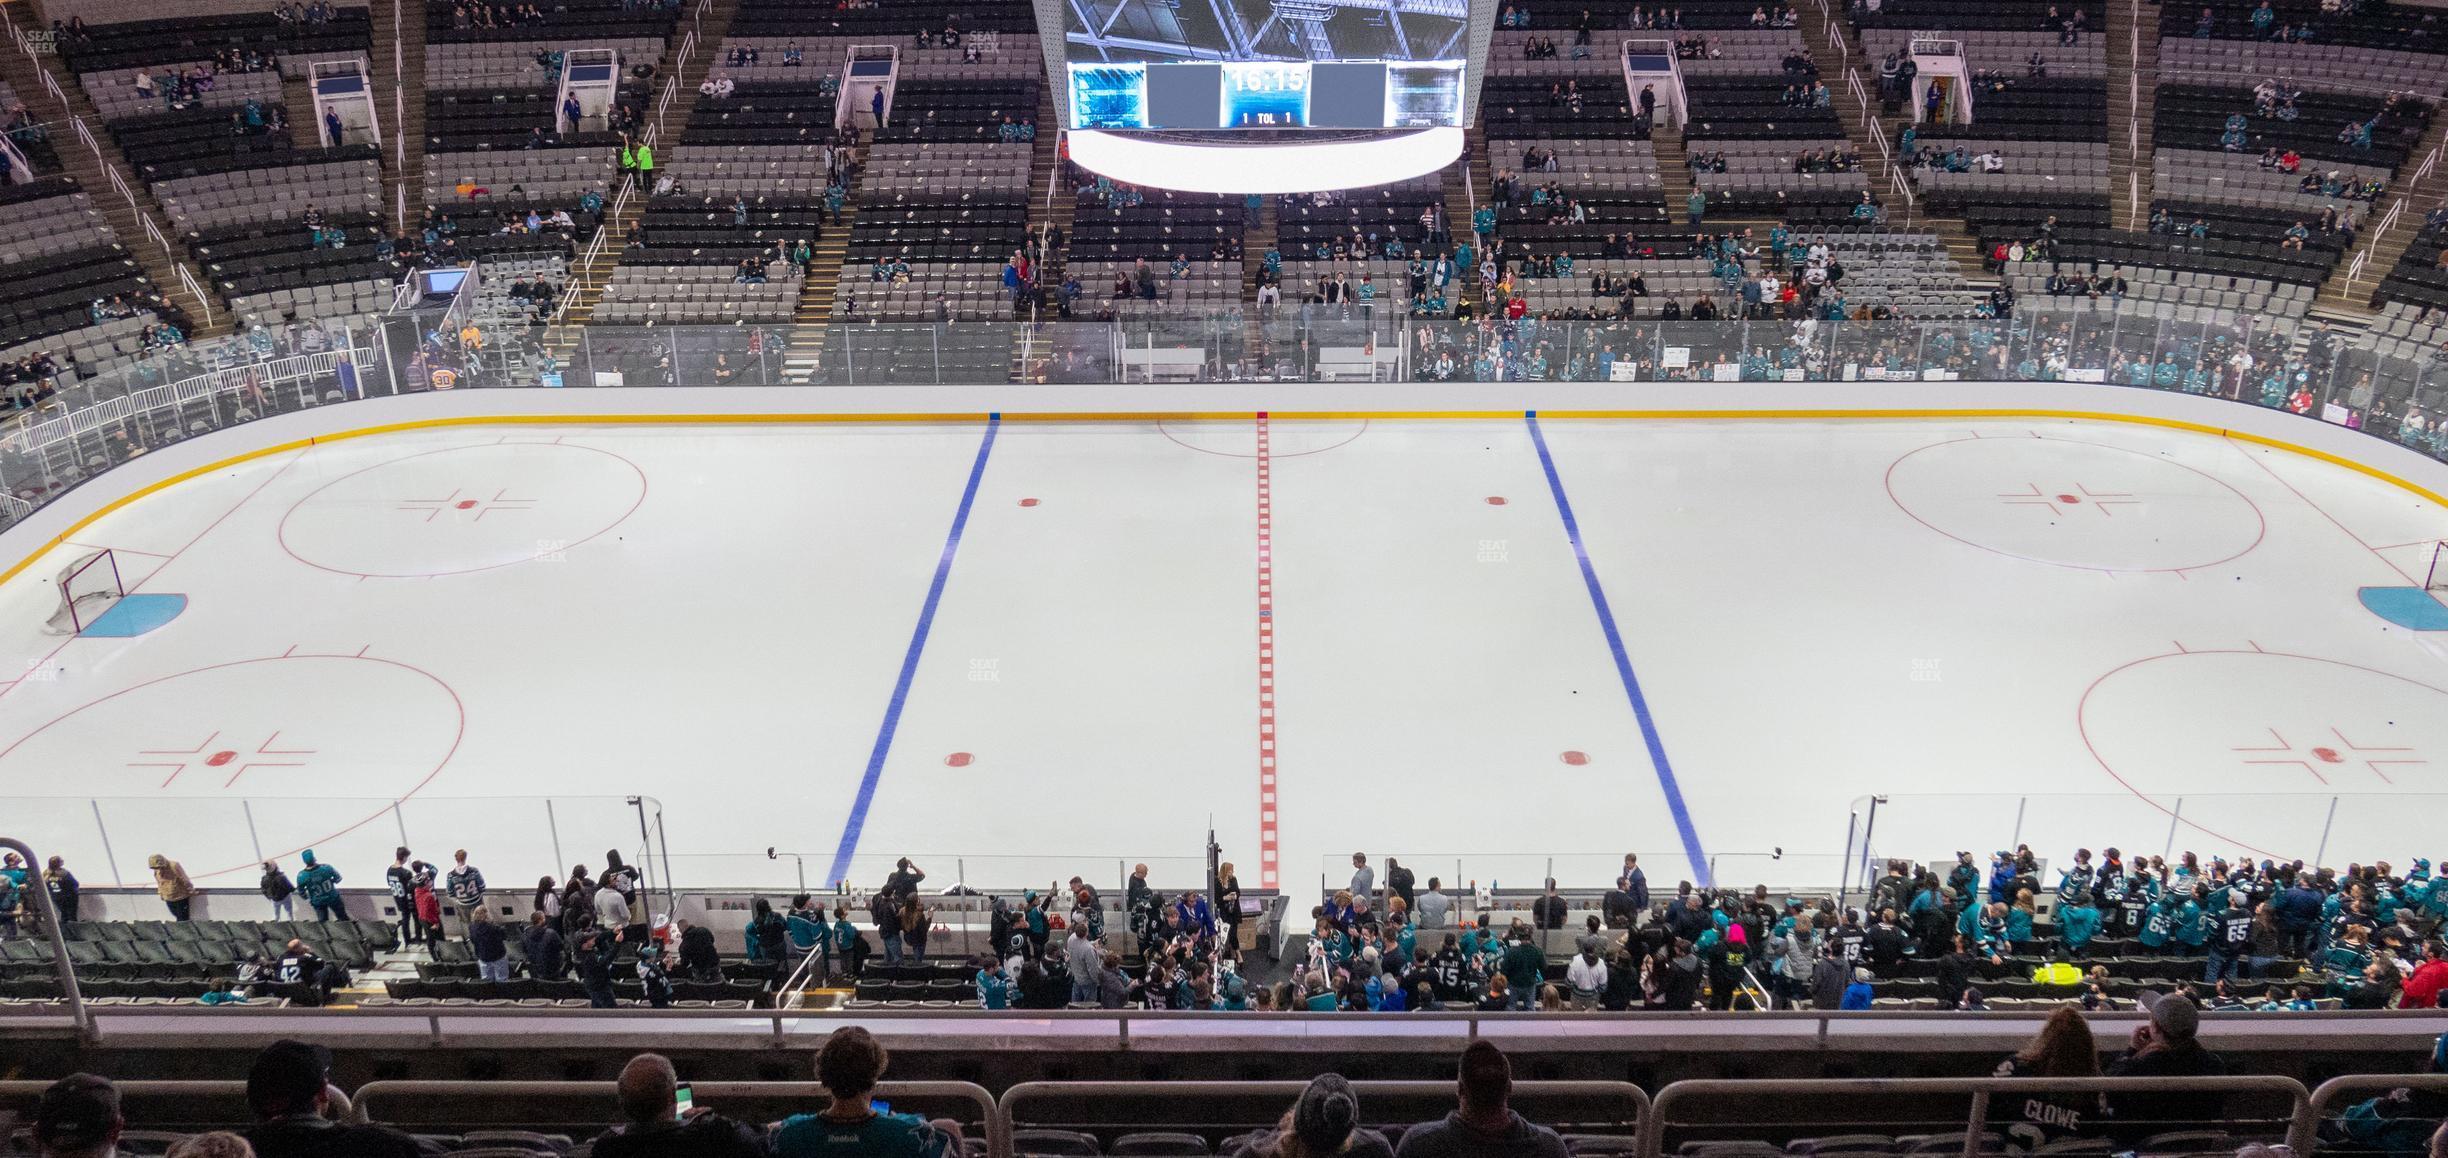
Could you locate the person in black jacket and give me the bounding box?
[1936,936,1977,1010]
[1531,880,1568,930]
[2105,992,2228,1142]
[242,1041,432,1158]
[468,907,509,982]
[575,928,620,1008]
[1385,859,1417,911]
[522,911,565,979]
[678,920,724,983]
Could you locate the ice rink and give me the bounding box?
[0,415,2443,898]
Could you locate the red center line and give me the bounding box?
[1255,413,1278,889]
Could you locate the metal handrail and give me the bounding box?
[1649,1075,2314,1158]
[2293,1073,2448,1154]
[176,263,215,326]
[0,836,91,1040]
[1005,1080,1646,1158]
[774,936,831,1008]
[351,1080,1003,1157]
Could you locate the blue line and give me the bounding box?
[1524,413,1712,886]
[827,416,1001,886]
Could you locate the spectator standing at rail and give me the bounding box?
[386,848,419,942]
[0,856,22,938]
[1350,853,1376,913]
[1418,878,1453,929]
[1531,880,1567,930]
[446,849,487,933]
[1395,1041,1567,1158]
[523,911,565,978]
[575,927,620,1008]
[296,851,344,923]
[259,860,295,921]
[589,1053,768,1158]
[773,1028,960,1158]
[43,856,79,927]
[1386,858,1417,912]
[149,853,195,921]
[469,907,509,981]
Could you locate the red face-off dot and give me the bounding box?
[455,500,479,509]
[2057,494,2081,504]
[206,751,237,767]
[1018,498,1040,507]
[1560,750,1590,765]
[2311,747,2344,764]
[1486,496,1508,505]
[944,752,974,767]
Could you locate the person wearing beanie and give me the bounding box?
[1394,1042,1567,1158]
[34,1073,120,1158]
[1222,1074,1395,1158]
[2103,991,2228,1143]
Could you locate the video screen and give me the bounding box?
[1064,0,1468,64]
[1066,59,1461,129]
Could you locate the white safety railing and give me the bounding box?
[2129,168,2140,226]
[1846,66,1870,119]
[176,263,215,327]
[0,349,344,458]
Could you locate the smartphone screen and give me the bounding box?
[674,1084,694,1115]
[872,1100,891,1116]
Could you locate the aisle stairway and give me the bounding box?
[780,131,860,382]
[2104,0,2160,232]
[369,0,427,234]
[2320,116,2448,312]
[0,10,230,334]
[1792,7,1994,289]
[552,0,738,334]
[1009,93,1070,382]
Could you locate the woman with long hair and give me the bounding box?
[1989,1006,2105,1144]
[1216,861,1243,961]
[533,876,560,921]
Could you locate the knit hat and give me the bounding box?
[1292,1074,1359,1153]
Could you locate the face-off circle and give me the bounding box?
[1885,435,2265,573]
[279,442,647,578]
[2078,648,2448,860]
[0,655,464,880]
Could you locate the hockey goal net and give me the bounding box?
[2430,542,2448,594]
[43,549,124,635]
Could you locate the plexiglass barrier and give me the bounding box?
[0,794,664,889]
[1844,792,2448,894]
[4,311,2445,533]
